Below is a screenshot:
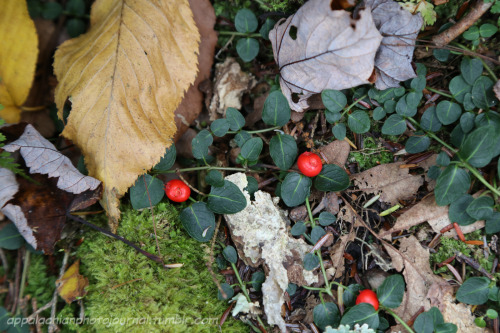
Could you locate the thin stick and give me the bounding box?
[27,301,53,321]
[16,250,30,315]
[432,0,493,46]
[49,251,69,333]
[31,298,42,333]
[205,216,227,299]
[455,252,494,279]
[176,171,207,196]
[143,175,162,258]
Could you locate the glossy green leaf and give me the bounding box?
[325,110,341,124]
[463,26,479,40]
[433,48,450,62]
[210,119,230,137]
[236,37,259,62]
[456,277,490,305]
[406,91,423,109]
[318,212,336,226]
[377,274,405,308]
[226,107,245,131]
[223,246,238,263]
[180,202,216,242]
[205,170,224,187]
[479,23,498,38]
[436,152,450,166]
[436,101,462,125]
[384,100,396,114]
[460,57,483,85]
[291,221,307,236]
[435,323,458,333]
[0,307,8,331]
[217,283,234,300]
[262,91,291,127]
[251,271,266,292]
[130,175,164,210]
[466,196,494,220]
[472,76,497,109]
[435,165,470,206]
[348,110,370,134]
[153,144,176,172]
[449,194,475,226]
[414,307,444,333]
[240,137,263,163]
[66,18,86,38]
[459,126,496,167]
[0,224,24,250]
[259,18,276,39]
[463,92,475,111]
[396,95,417,117]
[314,164,350,192]
[343,284,363,307]
[313,302,340,331]
[449,75,472,103]
[450,125,465,148]
[485,211,500,234]
[420,106,441,132]
[303,253,320,271]
[207,180,247,214]
[310,226,326,245]
[322,90,347,112]
[340,303,379,329]
[269,134,297,170]
[281,173,312,207]
[382,114,406,135]
[459,112,475,133]
[405,135,430,154]
[411,76,426,92]
[42,2,62,19]
[372,107,386,121]
[372,87,397,103]
[286,283,297,296]
[235,130,251,147]
[427,165,441,180]
[192,130,213,160]
[66,0,85,16]
[234,8,258,33]
[332,123,346,140]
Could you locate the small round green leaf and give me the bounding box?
[207,180,247,214]
[314,164,350,192]
[318,212,336,226]
[310,226,326,245]
[479,23,497,38]
[486,309,498,319]
[411,75,426,92]
[485,211,500,234]
[384,99,396,114]
[325,110,341,124]
[291,221,307,236]
[434,165,470,206]
[286,283,297,296]
[223,246,238,264]
[332,123,346,140]
[205,170,224,187]
[262,91,291,127]
[405,135,430,154]
[466,196,494,220]
[343,284,363,307]
[436,101,462,125]
[153,144,176,172]
[396,95,417,117]
[210,119,230,137]
[427,165,441,180]
[382,114,406,135]
[130,175,165,210]
[436,152,450,166]
[449,194,475,226]
[348,110,370,134]
[235,130,251,147]
[66,18,86,38]
[458,126,496,167]
[217,283,234,300]
[251,271,266,292]
[66,0,85,16]
[459,112,475,133]
[313,302,340,331]
[236,38,259,62]
[372,107,386,121]
[420,106,442,132]
[449,75,472,103]
[192,130,213,160]
[226,107,246,131]
[240,137,263,163]
[463,26,479,40]
[259,18,276,39]
[472,76,497,109]
[234,8,258,33]
[340,303,379,330]
[0,224,24,250]
[435,323,458,333]
[281,173,312,207]
[42,2,62,19]
[269,134,297,171]
[180,202,216,242]
[244,176,259,198]
[460,57,483,85]
[450,125,465,148]
[456,277,490,305]
[406,91,423,109]
[377,274,405,308]
[414,308,441,333]
[303,253,320,271]
[322,90,347,112]
[463,92,475,111]
[433,48,450,62]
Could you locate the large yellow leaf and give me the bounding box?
[54,0,200,231]
[0,0,38,123]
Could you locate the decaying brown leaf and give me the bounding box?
[1,124,102,253]
[351,162,423,206]
[54,0,200,231]
[318,140,350,167]
[383,236,452,322]
[328,232,355,279]
[363,0,423,89]
[269,0,382,112]
[56,260,89,303]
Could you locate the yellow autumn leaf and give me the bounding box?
[0,0,39,123]
[56,260,89,304]
[54,0,200,231]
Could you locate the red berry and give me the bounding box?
[355,289,379,310]
[165,179,191,202]
[297,152,323,177]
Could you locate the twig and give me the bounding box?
[205,216,227,299]
[67,212,164,265]
[27,301,53,321]
[176,170,207,196]
[31,298,42,333]
[10,248,23,313]
[455,252,494,279]
[142,175,162,258]
[0,248,8,275]
[432,0,493,46]
[16,250,30,315]
[49,251,69,333]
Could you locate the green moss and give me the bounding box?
[25,254,56,308]
[73,202,246,332]
[431,236,471,274]
[254,0,304,12]
[349,137,393,171]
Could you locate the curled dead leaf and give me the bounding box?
[56,260,89,304]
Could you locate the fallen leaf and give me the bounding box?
[223,173,317,333]
[383,236,452,321]
[328,232,355,279]
[1,124,102,253]
[173,0,217,142]
[208,57,256,119]
[0,0,39,123]
[318,140,351,167]
[363,0,423,89]
[380,193,485,240]
[54,0,200,231]
[269,0,382,112]
[56,260,89,303]
[351,162,424,206]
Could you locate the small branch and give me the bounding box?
[16,250,30,315]
[49,251,69,333]
[205,216,227,299]
[432,0,493,46]
[67,212,165,265]
[27,301,53,321]
[455,252,494,279]
[176,170,207,196]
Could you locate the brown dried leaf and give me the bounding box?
[56,260,89,304]
[363,0,423,89]
[383,236,452,321]
[329,232,355,279]
[318,140,350,167]
[351,162,423,206]
[269,0,382,111]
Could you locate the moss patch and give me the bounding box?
[73,202,246,332]
[349,137,393,171]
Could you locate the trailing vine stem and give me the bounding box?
[384,308,416,333]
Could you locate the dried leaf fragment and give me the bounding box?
[57,260,89,303]
[0,0,39,123]
[269,0,382,111]
[54,0,200,230]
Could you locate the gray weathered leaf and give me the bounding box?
[0,168,18,209]
[364,0,423,89]
[269,0,382,112]
[4,124,101,194]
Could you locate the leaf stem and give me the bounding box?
[341,94,368,119]
[159,166,251,174]
[384,307,415,333]
[316,250,333,296]
[305,196,315,227]
[16,249,30,315]
[406,117,457,153]
[461,162,500,196]
[227,126,282,134]
[217,31,261,38]
[451,42,498,81]
[425,86,453,99]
